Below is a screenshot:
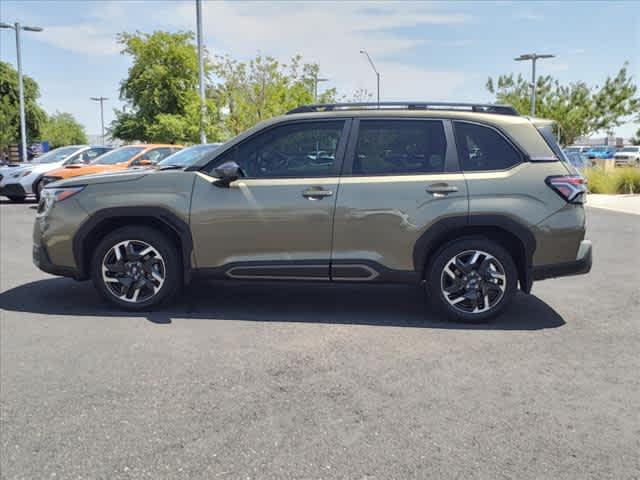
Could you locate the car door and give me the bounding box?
[190,119,350,279]
[331,117,468,281]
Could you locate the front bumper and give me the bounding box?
[0,183,27,197]
[532,240,592,281]
[32,243,81,279]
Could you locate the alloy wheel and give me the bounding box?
[440,249,506,314]
[101,240,166,303]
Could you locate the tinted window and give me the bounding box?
[215,121,344,178]
[353,120,447,175]
[136,148,177,164]
[454,122,521,171]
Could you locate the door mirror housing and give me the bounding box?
[213,161,243,185]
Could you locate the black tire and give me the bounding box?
[426,237,518,323]
[34,180,43,202]
[91,226,182,310]
[7,195,26,202]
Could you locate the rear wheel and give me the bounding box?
[426,238,517,323]
[91,226,182,310]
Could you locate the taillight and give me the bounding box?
[546,175,586,203]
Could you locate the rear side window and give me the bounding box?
[353,120,447,175]
[454,122,521,171]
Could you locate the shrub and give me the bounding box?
[584,167,640,194]
[614,168,640,194]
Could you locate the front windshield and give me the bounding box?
[32,146,83,164]
[157,144,221,168]
[94,146,145,165]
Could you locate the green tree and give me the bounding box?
[632,128,640,146]
[0,61,47,149]
[210,54,337,137]
[40,111,87,147]
[486,64,639,145]
[110,30,221,143]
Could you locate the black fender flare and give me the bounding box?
[412,214,536,292]
[72,206,193,282]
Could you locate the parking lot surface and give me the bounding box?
[1,201,639,479]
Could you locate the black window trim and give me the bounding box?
[200,118,352,179]
[451,119,526,173]
[341,117,459,177]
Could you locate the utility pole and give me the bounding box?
[90,97,108,145]
[195,0,207,143]
[514,52,555,116]
[313,72,329,102]
[360,50,380,107]
[1,22,43,161]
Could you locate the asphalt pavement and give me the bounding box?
[1,200,639,479]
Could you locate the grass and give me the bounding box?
[584,167,640,194]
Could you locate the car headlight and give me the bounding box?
[39,186,85,215]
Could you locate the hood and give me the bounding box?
[51,169,154,188]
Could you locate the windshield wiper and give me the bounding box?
[157,164,185,171]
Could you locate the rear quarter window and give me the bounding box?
[453,121,522,171]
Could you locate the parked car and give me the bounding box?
[613,146,640,167]
[41,144,182,187]
[563,149,589,172]
[33,101,591,323]
[155,143,222,170]
[586,146,616,159]
[0,145,112,202]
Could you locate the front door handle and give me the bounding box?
[426,183,458,196]
[302,187,333,200]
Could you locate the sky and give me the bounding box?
[1,0,639,139]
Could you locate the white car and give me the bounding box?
[613,146,640,167]
[0,145,111,202]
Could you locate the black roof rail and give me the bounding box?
[286,102,519,116]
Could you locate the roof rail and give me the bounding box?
[286,102,519,116]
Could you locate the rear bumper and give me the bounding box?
[0,183,27,197]
[532,240,592,281]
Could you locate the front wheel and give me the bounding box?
[91,226,182,310]
[426,238,518,323]
[6,195,26,202]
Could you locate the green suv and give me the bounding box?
[33,102,592,322]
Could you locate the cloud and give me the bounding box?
[38,24,119,55]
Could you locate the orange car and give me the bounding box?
[41,144,182,186]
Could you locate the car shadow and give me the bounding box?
[0,198,37,205]
[0,277,565,330]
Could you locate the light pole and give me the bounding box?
[1,22,43,161]
[514,53,555,116]
[360,50,380,107]
[313,73,329,102]
[90,97,108,145]
[195,0,207,143]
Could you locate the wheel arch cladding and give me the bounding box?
[413,215,536,293]
[72,207,193,283]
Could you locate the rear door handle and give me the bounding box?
[426,183,458,195]
[302,187,333,200]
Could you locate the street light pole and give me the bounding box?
[1,22,43,161]
[360,50,380,107]
[195,0,207,144]
[90,97,108,145]
[514,52,555,116]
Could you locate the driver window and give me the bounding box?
[215,121,344,178]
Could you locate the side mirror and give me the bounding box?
[213,161,243,185]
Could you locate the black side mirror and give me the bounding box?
[213,161,243,186]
